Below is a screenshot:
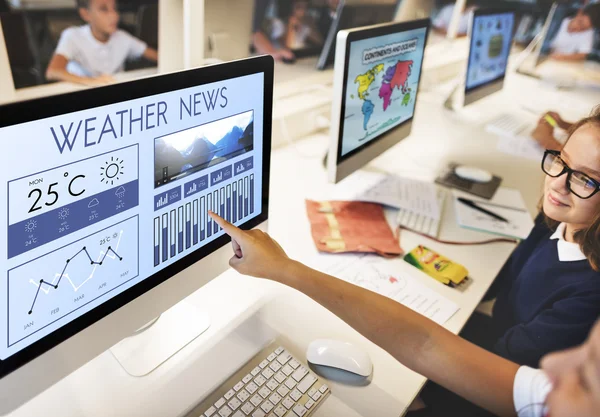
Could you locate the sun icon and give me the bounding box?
[58,207,70,220]
[100,156,124,186]
[25,219,37,233]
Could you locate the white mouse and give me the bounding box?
[306,339,373,377]
[454,165,493,183]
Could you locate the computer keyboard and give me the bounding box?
[484,113,533,137]
[396,189,446,238]
[187,342,331,417]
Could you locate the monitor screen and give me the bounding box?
[338,25,427,159]
[465,11,515,93]
[0,62,270,375]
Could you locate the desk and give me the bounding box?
[5,70,600,417]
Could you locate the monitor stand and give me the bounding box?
[109,300,210,376]
[443,78,464,111]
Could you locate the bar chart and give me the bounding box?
[153,174,255,267]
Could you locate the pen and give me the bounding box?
[457,197,509,223]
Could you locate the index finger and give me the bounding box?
[209,211,246,241]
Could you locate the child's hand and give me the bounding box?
[208,211,291,281]
[83,75,115,87]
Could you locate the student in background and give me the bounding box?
[46,0,158,86]
[550,3,600,61]
[285,0,323,51]
[252,0,296,62]
[532,111,574,151]
[206,207,600,417]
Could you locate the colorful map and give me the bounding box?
[341,27,426,157]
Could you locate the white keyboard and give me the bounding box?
[187,342,330,417]
[396,189,446,238]
[485,113,533,137]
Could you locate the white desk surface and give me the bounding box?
[6,70,600,417]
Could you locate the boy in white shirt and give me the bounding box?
[46,0,158,86]
[550,4,600,61]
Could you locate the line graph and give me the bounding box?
[7,216,139,347]
[28,235,123,314]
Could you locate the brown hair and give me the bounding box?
[543,106,600,271]
[584,3,600,29]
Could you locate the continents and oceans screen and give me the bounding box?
[340,27,426,158]
[0,72,265,362]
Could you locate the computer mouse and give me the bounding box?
[454,165,493,183]
[306,339,373,377]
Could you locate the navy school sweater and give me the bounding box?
[489,216,600,368]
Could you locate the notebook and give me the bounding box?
[453,188,534,240]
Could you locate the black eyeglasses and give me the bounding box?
[541,150,600,199]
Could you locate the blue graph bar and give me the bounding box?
[250,174,254,214]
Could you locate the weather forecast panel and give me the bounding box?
[0,72,265,361]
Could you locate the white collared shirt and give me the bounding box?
[513,366,552,417]
[549,223,587,262]
[551,18,594,55]
[55,25,147,77]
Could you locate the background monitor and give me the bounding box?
[327,18,430,183]
[0,56,273,413]
[317,0,401,70]
[463,8,515,106]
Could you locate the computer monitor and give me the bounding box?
[327,19,430,183]
[317,0,401,70]
[395,0,436,22]
[463,8,516,106]
[0,56,273,413]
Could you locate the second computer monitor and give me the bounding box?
[327,19,430,183]
[464,8,516,106]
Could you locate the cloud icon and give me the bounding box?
[88,198,100,208]
[115,186,126,198]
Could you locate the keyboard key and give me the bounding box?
[232,411,244,417]
[275,347,284,355]
[251,367,261,376]
[288,359,300,370]
[310,392,322,402]
[254,375,267,387]
[266,379,279,391]
[268,393,282,405]
[251,410,265,417]
[241,402,254,415]
[281,364,294,376]
[267,353,278,362]
[250,394,263,407]
[258,387,271,399]
[260,400,274,414]
[284,377,297,390]
[289,389,302,402]
[204,406,217,416]
[319,385,328,394]
[228,398,242,411]
[307,388,317,398]
[219,406,233,417]
[291,367,308,382]
[269,361,282,372]
[246,382,259,394]
[215,398,226,409]
[225,389,236,400]
[305,399,315,409]
[293,404,308,416]
[274,404,287,417]
[276,386,290,398]
[234,382,245,392]
[274,371,287,384]
[296,374,317,394]
[261,368,275,380]
[259,360,269,369]
[237,389,250,403]
[242,374,253,384]
[282,397,295,410]
[276,351,291,365]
